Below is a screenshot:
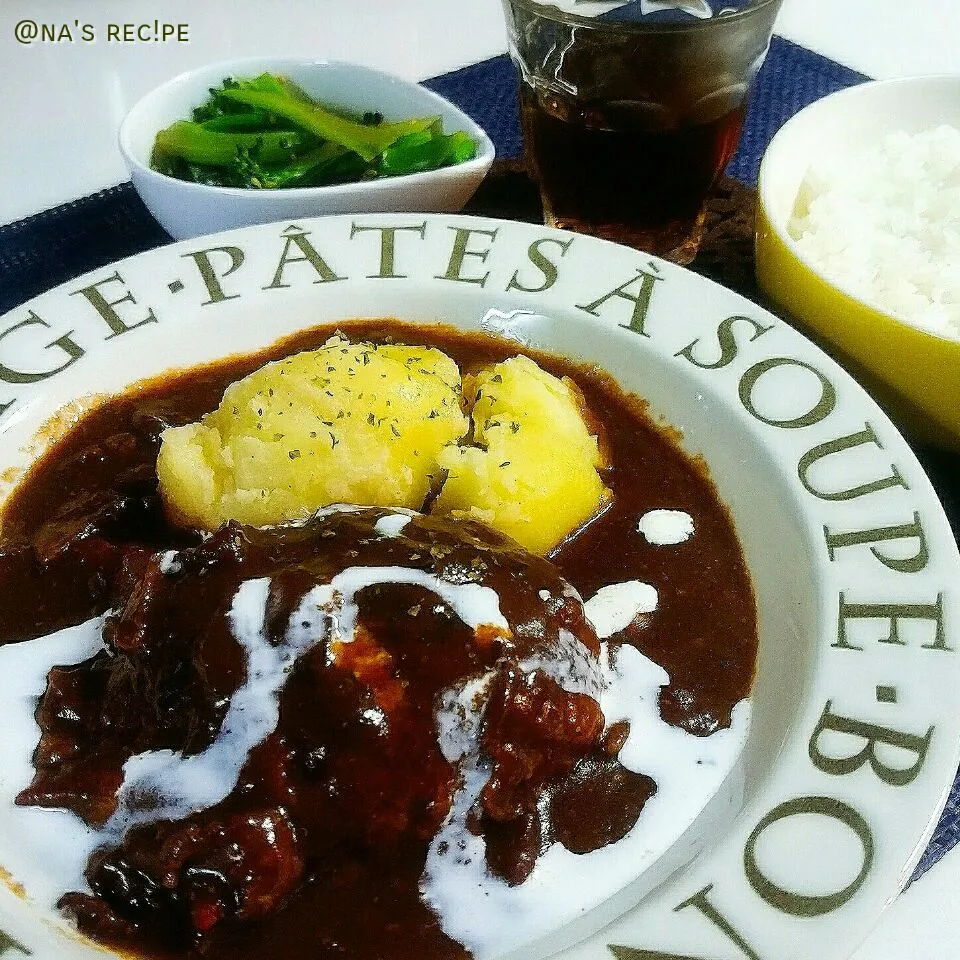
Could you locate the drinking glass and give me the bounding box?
[502,0,784,263]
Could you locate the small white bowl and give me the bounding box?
[119,57,496,240]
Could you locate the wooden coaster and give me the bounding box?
[462,160,761,302]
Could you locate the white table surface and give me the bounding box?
[2,0,959,226]
[1,0,959,956]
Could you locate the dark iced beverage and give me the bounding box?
[503,0,783,263]
[521,83,746,260]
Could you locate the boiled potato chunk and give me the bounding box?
[433,355,607,554]
[157,337,468,529]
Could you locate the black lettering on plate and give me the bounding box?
[182,246,245,305]
[836,594,949,652]
[0,311,84,385]
[809,700,934,786]
[744,796,873,916]
[350,221,427,279]
[575,265,662,337]
[506,235,574,294]
[799,423,907,502]
[609,883,762,960]
[675,315,774,370]
[435,225,499,287]
[0,928,30,957]
[69,270,157,338]
[739,357,835,429]
[265,226,345,289]
[824,512,928,574]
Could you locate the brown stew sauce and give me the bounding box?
[0,320,756,960]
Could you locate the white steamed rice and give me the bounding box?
[788,124,960,340]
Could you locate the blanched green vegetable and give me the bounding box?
[380,129,478,176]
[217,87,438,162]
[149,72,478,189]
[153,122,309,166]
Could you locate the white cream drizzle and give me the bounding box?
[583,580,659,638]
[0,565,750,960]
[106,577,309,834]
[0,564,508,909]
[421,640,751,960]
[435,673,494,765]
[637,509,695,545]
[158,549,182,575]
[518,627,604,698]
[111,565,506,832]
[320,567,508,667]
[373,513,413,538]
[0,618,108,903]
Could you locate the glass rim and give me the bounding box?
[503,0,784,34]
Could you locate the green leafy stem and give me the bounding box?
[150,72,477,189]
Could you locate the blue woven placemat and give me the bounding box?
[0,34,958,886]
[0,35,867,316]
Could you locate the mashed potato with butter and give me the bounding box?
[434,356,607,555]
[158,337,608,553]
[157,337,467,529]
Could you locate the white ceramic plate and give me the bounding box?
[0,214,958,960]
